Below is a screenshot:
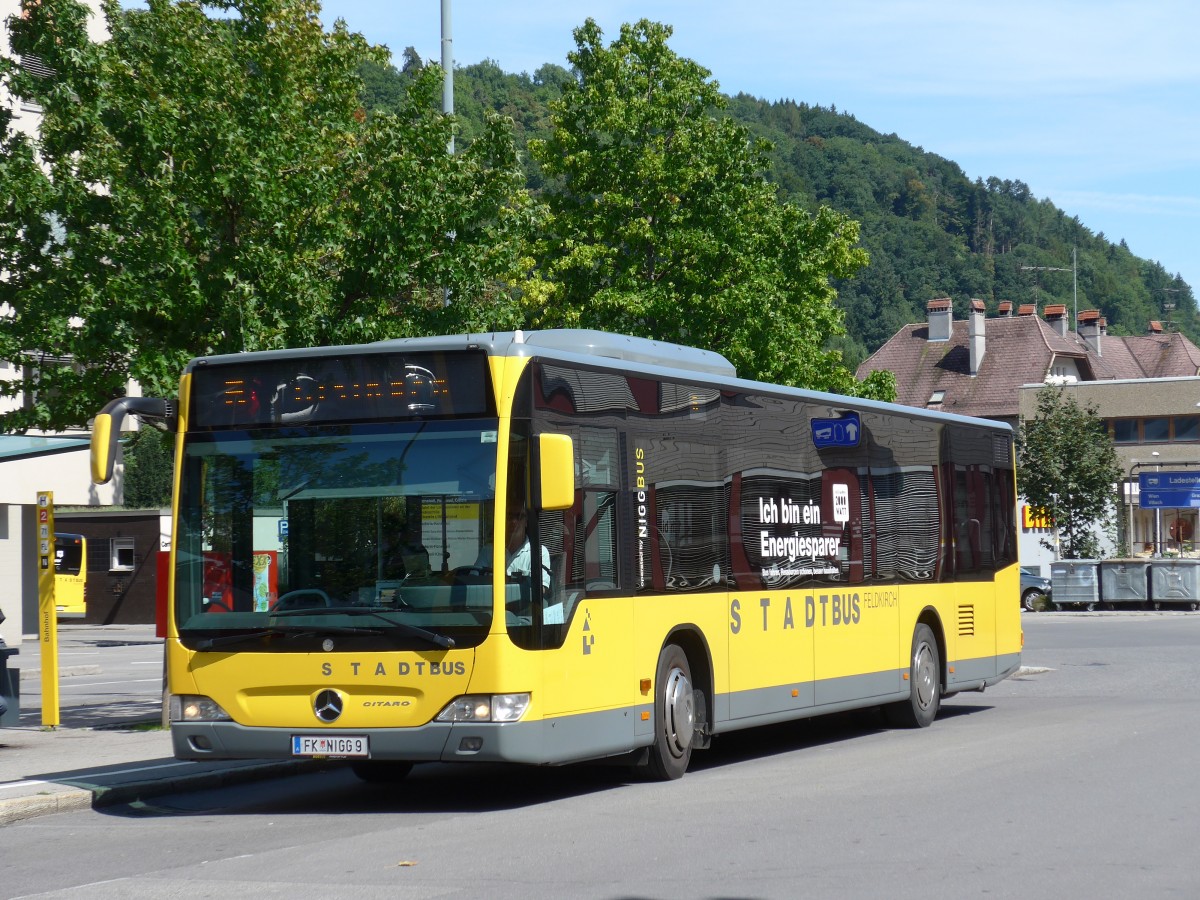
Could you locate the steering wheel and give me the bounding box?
[271,588,333,612]
[451,566,491,583]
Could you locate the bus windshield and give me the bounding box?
[175,419,502,651]
[55,534,85,576]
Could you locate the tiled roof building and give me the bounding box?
[857,298,1200,426]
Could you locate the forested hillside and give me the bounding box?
[361,55,1196,365]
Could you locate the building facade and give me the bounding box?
[2,0,118,651]
[858,299,1200,573]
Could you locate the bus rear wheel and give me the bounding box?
[885,624,941,728]
[350,761,414,783]
[645,644,695,780]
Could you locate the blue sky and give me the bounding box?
[311,0,1200,301]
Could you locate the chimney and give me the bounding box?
[969,299,986,376]
[1078,309,1105,356]
[1044,303,1069,337]
[997,301,1013,317]
[927,297,952,342]
[1017,304,1037,317]
[1149,320,1163,334]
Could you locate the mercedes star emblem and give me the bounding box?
[314,689,343,723]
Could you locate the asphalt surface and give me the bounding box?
[0,624,322,826]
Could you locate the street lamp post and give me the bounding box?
[1127,459,1138,556]
[1152,451,1162,557]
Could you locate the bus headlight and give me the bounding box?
[435,693,530,723]
[169,694,232,722]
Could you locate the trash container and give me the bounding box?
[1148,558,1200,610]
[1050,560,1100,610]
[1100,560,1150,609]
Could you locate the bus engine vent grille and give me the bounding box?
[957,604,976,636]
[993,435,1011,466]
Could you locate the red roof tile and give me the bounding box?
[857,313,1200,421]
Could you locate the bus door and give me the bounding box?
[812,467,901,704]
[947,457,1000,675]
[537,425,634,746]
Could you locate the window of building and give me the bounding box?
[1143,418,1170,442]
[1112,419,1139,444]
[109,537,136,572]
[927,390,945,407]
[1174,417,1200,442]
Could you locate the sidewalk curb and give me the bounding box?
[0,787,94,826]
[1,760,331,826]
[90,760,331,809]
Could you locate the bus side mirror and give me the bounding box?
[537,433,575,511]
[91,397,176,484]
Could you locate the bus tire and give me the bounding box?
[646,644,695,780]
[885,624,941,729]
[350,761,414,783]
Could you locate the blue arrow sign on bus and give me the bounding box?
[811,412,861,449]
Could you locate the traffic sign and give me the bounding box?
[1138,471,1200,508]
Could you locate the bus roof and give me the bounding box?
[184,330,1011,434]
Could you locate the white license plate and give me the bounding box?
[292,735,369,757]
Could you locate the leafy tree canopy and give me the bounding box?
[526,19,893,399]
[442,59,1196,370]
[1017,387,1122,559]
[121,426,173,508]
[1,0,536,431]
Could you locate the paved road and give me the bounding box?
[15,624,164,728]
[5,612,1200,898]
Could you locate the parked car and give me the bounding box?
[1020,568,1052,612]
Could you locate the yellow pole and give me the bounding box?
[37,491,60,727]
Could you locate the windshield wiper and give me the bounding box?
[190,623,382,651]
[320,606,457,649]
[204,606,457,650]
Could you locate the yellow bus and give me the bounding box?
[54,533,87,618]
[91,330,1021,781]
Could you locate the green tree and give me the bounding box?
[527,19,892,399]
[0,0,535,432]
[1017,387,1122,559]
[121,427,174,508]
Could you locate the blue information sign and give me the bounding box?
[1138,471,1200,508]
[811,412,861,449]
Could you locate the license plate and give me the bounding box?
[292,735,369,757]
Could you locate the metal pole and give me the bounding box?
[441,0,454,154]
[441,0,454,307]
[1153,454,1162,557]
[1072,246,1078,333]
[1127,461,1136,556]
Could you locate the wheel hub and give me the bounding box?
[663,667,695,753]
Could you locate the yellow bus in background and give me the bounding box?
[90,330,1022,782]
[54,533,87,618]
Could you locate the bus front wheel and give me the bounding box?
[885,624,941,729]
[646,644,695,780]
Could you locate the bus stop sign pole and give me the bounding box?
[37,491,60,728]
